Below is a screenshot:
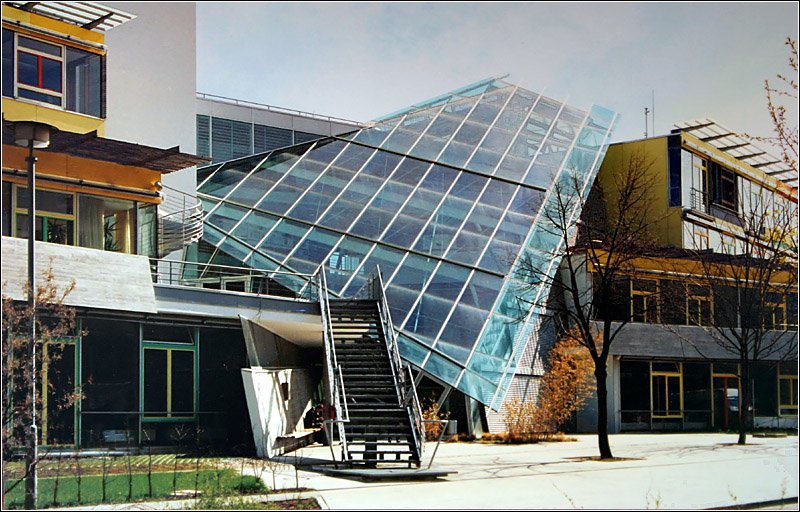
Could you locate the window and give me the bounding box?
[693,228,709,251]
[687,284,713,327]
[3,30,104,117]
[16,35,63,106]
[779,362,798,416]
[709,161,738,212]
[631,278,660,323]
[765,295,788,331]
[141,326,197,420]
[651,362,683,418]
[14,186,75,245]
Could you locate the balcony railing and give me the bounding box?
[151,258,319,301]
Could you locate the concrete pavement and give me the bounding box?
[58,433,798,510]
[269,433,798,510]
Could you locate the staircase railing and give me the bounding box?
[370,266,424,465]
[317,269,350,465]
[157,184,204,257]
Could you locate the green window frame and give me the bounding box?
[13,184,76,245]
[140,326,199,422]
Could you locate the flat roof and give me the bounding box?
[2,122,209,173]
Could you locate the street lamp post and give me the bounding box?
[13,121,55,510]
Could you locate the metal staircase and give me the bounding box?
[319,269,425,468]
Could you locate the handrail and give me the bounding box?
[150,258,319,301]
[370,266,425,464]
[318,270,350,463]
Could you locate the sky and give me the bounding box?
[196,2,799,144]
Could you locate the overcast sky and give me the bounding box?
[196,2,799,143]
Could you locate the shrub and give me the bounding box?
[502,334,594,441]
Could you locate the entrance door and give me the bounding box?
[713,376,739,429]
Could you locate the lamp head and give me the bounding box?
[12,121,57,149]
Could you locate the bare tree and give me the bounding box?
[2,266,81,509]
[745,37,798,176]
[515,151,662,459]
[688,193,797,445]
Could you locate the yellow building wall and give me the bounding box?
[596,137,683,247]
[2,5,106,135]
[2,99,105,137]
[2,145,162,204]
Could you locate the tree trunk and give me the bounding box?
[738,363,752,445]
[595,363,613,459]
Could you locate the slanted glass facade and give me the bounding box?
[196,78,617,407]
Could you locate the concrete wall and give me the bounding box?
[241,368,315,458]
[104,2,197,194]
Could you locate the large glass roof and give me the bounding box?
[196,78,618,408]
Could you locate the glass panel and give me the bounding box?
[319,174,384,230]
[227,150,301,205]
[199,155,265,198]
[17,51,39,86]
[351,181,413,238]
[65,47,101,117]
[19,36,61,56]
[205,202,248,233]
[343,245,405,297]
[78,195,136,253]
[144,349,168,416]
[142,324,195,343]
[286,227,341,274]
[171,350,194,417]
[325,236,373,294]
[16,187,73,214]
[230,210,278,247]
[258,219,309,261]
[423,351,462,384]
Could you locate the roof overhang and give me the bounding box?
[2,120,209,173]
[3,1,136,31]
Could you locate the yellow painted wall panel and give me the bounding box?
[2,145,162,197]
[2,99,105,136]
[596,137,683,247]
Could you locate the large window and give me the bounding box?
[8,183,139,253]
[141,325,198,420]
[14,186,75,245]
[2,29,104,117]
[651,362,683,418]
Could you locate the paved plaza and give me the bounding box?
[61,433,798,510]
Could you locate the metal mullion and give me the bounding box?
[373,106,450,288]
[275,142,352,269]
[196,163,225,191]
[417,88,520,363]
[337,242,380,295]
[204,152,273,220]
[456,103,580,389]
[391,91,492,331]
[203,222,286,275]
[474,109,600,396]
[201,192,506,279]
[338,117,414,235]
[479,110,619,407]
[248,123,398,264]
[421,91,541,366]
[237,140,322,262]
